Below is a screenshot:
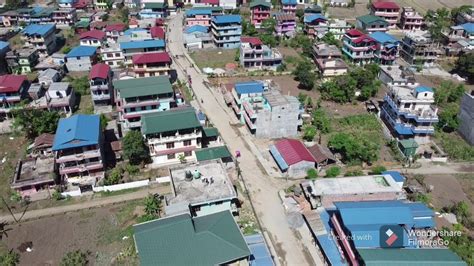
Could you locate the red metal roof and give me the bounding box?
[275,139,315,165]
[346,29,364,37]
[105,23,126,32]
[372,1,399,9]
[132,52,171,64]
[201,0,219,4]
[241,37,263,46]
[89,63,110,79]
[73,0,89,8]
[0,75,27,93]
[155,18,165,26]
[353,35,376,44]
[80,29,106,40]
[150,26,165,39]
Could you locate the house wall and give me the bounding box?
[321,192,401,208]
[458,92,474,145]
[147,130,202,167]
[80,39,102,47]
[192,200,234,217]
[255,101,300,139]
[288,160,314,178]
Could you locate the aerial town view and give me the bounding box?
[0,0,473,264]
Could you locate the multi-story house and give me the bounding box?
[52,8,77,27]
[399,7,423,31]
[52,114,105,186]
[6,49,39,74]
[220,0,237,10]
[240,37,282,71]
[378,65,417,87]
[90,63,113,107]
[30,7,54,24]
[1,11,19,27]
[304,4,322,14]
[65,46,98,72]
[380,85,438,146]
[250,0,271,29]
[304,14,328,38]
[105,24,126,43]
[281,0,297,14]
[150,26,166,39]
[230,81,264,118]
[22,24,57,57]
[356,15,389,33]
[100,44,124,68]
[342,29,377,65]
[185,8,212,27]
[94,0,109,10]
[184,26,213,50]
[38,69,61,87]
[59,0,78,8]
[328,19,352,40]
[211,15,242,49]
[458,91,474,146]
[114,76,176,131]
[274,13,296,37]
[119,39,166,65]
[46,82,76,115]
[197,0,219,7]
[79,30,106,47]
[400,31,439,66]
[369,32,400,65]
[312,43,348,78]
[329,0,350,7]
[370,1,400,29]
[0,42,10,74]
[443,23,474,46]
[142,107,202,166]
[140,2,168,18]
[132,52,172,78]
[0,75,29,120]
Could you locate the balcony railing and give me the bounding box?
[57,149,101,163]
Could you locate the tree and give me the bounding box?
[261,18,276,35]
[306,169,318,179]
[52,190,63,201]
[454,53,474,84]
[293,60,316,90]
[0,250,20,266]
[260,34,278,47]
[328,133,379,164]
[144,194,161,218]
[319,77,356,103]
[12,109,61,139]
[312,109,331,134]
[99,114,109,130]
[5,0,22,9]
[242,20,257,36]
[122,131,150,165]
[425,8,451,42]
[450,201,471,226]
[178,154,187,164]
[320,32,339,47]
[370,165,386,174]
[325,166,341,177]
[119,7,130,23]
[104,167,123,185]
[435,81,465,105]
[437,103,460,132]
[295,9,304,22]
[302,125,316,141]
[68,76,90,96]
[60,250,88,266]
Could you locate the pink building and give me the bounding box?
[185,8,212,27]
[250,0,271,28]
[274,13,296,37]
[281,0,297,14]
[400,7,424,31]
[370,1,400,29]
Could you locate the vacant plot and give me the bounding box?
[190,49,238,69]
[1,201,143,265]
[0,135,28,204]
[434,132,474,162]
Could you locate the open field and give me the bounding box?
[1,201,144,265]
[190,49,238,69]
[0,135,28,204]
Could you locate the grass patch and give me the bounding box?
[434,131,474,161]
[190,49,237,69]
[97,187,141,197]
[75,95,94,114]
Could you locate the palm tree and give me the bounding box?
[0,222,12,240]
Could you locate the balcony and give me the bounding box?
[57,149,101,163]
[242,101,257,118]
[343,41,372,51]
[215,37,241,43]
[148,132,201,145]
[242,111,256,130]
[212,28,242,37]
[59,161,103,175]
[134,65,170,72]
[211,23,241,31]
[92,93,111,101]
[90,84,110,91]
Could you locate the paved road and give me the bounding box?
[0,185,169,223]
[167,13,319,266]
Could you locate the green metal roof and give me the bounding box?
[250,0,271,8]
[75,20,90,28]
[196,146,232,162]
[203,127,219,137]
[133,211,251,266]
[143,2,167,9]
[141,107,201,135]
[357,14,388,25]
[114,76,173,99]
[399,139,419,149]
[193,6,223,12]
[358,248,466,265]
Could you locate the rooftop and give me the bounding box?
[234,81,264,95]
[0,75,27,93]
[12,157,55,189]
[273,12,296,22]
[66,45,97,58]
[359,247,465,265]
[168,161,237,206]
[212,15,241,24]
[0,41,9,51]
[22,24,55,37]
[141,107,201,135]
[52,114,100,151]
[263,90,293,107]
[185,25,208,34]
[89,63,110,79]
[302,174,402,197]
[133,211,250,266]
[304,14,327,23]
[371,1,399,9]
[80,29,106,40]
[38,68,59,80]
[150,26,165,39]
[132,52,171,64]
[241,36,262,46]
[313,43,342,57]
[274,139,315,165]
[114,76,173,98]
[369,32,399,44]
[105,23,126,32]
[249,0,271,8]
[185,8,212,16]
[357,14,388,25]
[120,39,165,50]
[195,146,232,162]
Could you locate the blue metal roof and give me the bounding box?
[270,145,288,171]
[212,15,241,24]
[59,0,74,3]
[415,86,433,93]
[123,28,147,35]
[186,8,212,16]
[245,234,274,266]
[304,14,327,23]
[52,114,100,151]
[234,81,264,95]
[185,25,209,34]
[318,210,348,266]
[461,22,474,34]
[335,201,415,226]
[22,24,55,37]
[66,46,97,58]
[369,32,399,44]
[395,124,413,135]
[382,171,405,183]
[120,39,165,50]
[281,0,297,5]
[0,41,9,51]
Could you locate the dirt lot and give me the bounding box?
[1,201,143,265]
[0,135,28,204]
[190,49,238,69]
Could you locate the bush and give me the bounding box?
[370,165,387,175]
[345,169,364,176]
[105,167,123,185]
[325,166,341,177]
[60,250,88,266]
[0,250,20,266]
[306,169,318,179]
[124,164,139,175]
[52,190,63,201]
[302,125,317,141]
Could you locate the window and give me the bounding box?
[183,140,191,146]
[184,151,192,157]
[166,142,175,149]
[115,53,121,57]
[167,153,175,159]
[404,103,410,108]
[107,53,113,57]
